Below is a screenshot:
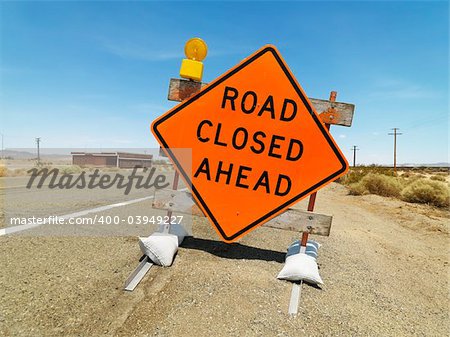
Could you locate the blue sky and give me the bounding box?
[1,1,448,165]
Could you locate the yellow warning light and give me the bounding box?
[184,38,208,61]
[180,38,208,82]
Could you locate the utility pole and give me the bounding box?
[351,145,359,167]
[36,137,41,164]
[388,128,402,173]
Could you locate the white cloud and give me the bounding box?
[101,40,181,61]
[339,134,346,139]
[98,36,257,62]
[368,77,442,100]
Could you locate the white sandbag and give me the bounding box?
[157,223,188,245]
[277,253,323,285]
[138,233,179,267]
[138,223,189,267]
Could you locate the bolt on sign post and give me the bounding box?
[152,45,349,242]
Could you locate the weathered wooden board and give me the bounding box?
[310,98,355,127]
[168,78,354,127]
[168,78,207,102]
[153,189,332,236]
[264,208,332,236]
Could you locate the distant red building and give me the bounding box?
[71,152,153,168]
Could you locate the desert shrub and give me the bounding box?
[401,179,450,208]
[0,167,28,177]
[12,169,29,176]
[348,182,369,195]
[400,171,412,178]
[60,165,82,174]
[348,173,404,197]
[338,169,366,185]
[366,166,396,177]
[430,175,446,182]
[404,174,424,185]
[338,166,398,186]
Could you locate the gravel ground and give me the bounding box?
[0,183,448,336]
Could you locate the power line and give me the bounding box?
[402,112,447,131]
[388,128,402,172]
[351,146,359,167]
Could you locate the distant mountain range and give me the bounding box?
[1,149,448,167]
[1,150,70,159]
[398,163,449,168]
[1,150,37,159]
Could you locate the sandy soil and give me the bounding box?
[0,183,448,336]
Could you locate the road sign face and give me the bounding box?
[152,45,348,242]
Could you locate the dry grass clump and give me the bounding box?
[9,168,29,177]
[338,165,395,185]
[401,179,450,208]
[337,170,365,185]
[430,175,446,182]
[349,173,404,197]
[0,167,29,177]
[348,182,368,196]
[340,166,450,208]
[60,165,82,174]
[400,171,412,178]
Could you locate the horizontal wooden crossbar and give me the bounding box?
[311,98,354,127]
[167,78,354,127]
[264,208,332,236]
[152,189,332,236]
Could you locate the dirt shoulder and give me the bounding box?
[1,183,448,336]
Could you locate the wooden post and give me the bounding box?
[290,92,338,315]
[303,90,336,251]
[306,92,336,212]
[164,80,203,233]
[300,231,309,249]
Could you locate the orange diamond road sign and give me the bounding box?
[151,45,349,242]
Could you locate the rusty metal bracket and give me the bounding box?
[319,106,340,125]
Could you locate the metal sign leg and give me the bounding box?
[124,255,154,291]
